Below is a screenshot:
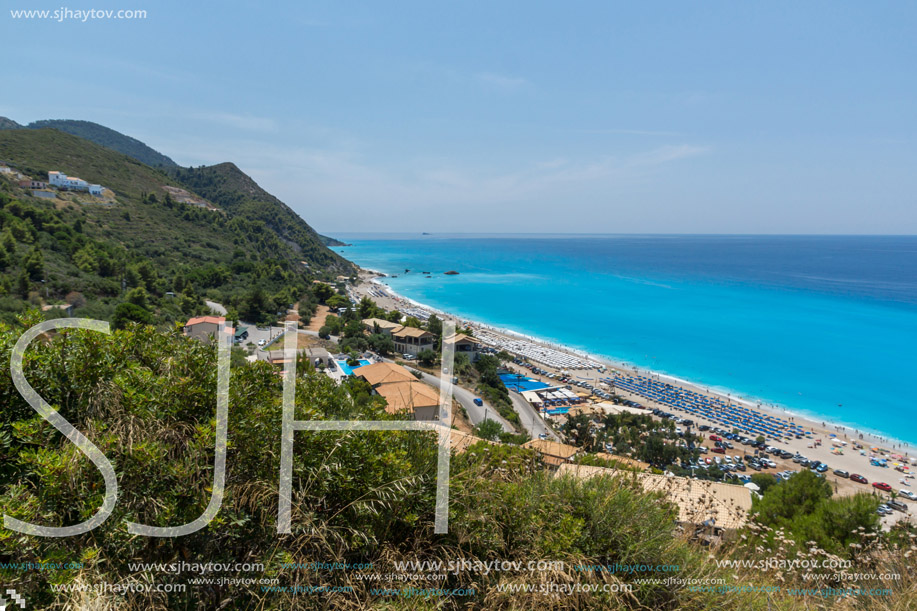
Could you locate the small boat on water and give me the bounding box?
[444,270,460,275]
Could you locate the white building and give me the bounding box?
[48,170,94,192]
[89,184,103,196]
[48,171,67,187]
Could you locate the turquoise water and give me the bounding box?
[336,359,372,376]
[333,234,917,445]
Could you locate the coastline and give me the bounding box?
[354,268,917,461]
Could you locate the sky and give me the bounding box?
[2,1,916,234]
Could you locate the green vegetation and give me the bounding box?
[167,163,349,268]
[27,119,178,167]
[565,412,699,468]
[0,116,22,130]
[0,129,352,327]
[474,354,520,427]
[472,418,504,441]
[749,470,881,556]
[1,316,916,608]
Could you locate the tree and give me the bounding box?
[24,246,44,280]
[358,296,377,319]
[126,286,149,310]
[750,473,777,495]
[368,333,395,356]
[16,271,29,298]
[426,314,443,339]
[753,469,832,526]
[473,419,503,441]
[318,325,332,340]
[111,302,153,329]
[385,310,402,323]
[327,294,350,310]
[404,316,422,328]
[311,282,335,303]
[418,349,436,366]
[453,353,470,375]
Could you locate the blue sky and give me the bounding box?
[2,1,916,234]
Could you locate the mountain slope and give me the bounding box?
[0,117,22,130]
[167,163,350,258]
[0,128,351,325]
[27,119,178,167]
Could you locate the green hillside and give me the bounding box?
[169,163,348,249]
[0,116,22,130]
[27,119,178,167]
[0,128,352,326]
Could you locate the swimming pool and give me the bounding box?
[336,359,372,376]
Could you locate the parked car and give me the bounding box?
[834,469,850,478]
[712,447,725,454]
[888,500,908,513]
[850,474,868,484]
[899,490,917,501]
[872,482,892,492]
[257,339,266,347]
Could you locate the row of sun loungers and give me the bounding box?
[474,330,601,370]
[608,374,807,442]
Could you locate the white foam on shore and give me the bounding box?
[363,272,917,454]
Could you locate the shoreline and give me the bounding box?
[354,269,917,460]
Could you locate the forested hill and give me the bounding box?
[168,163,348,253]
[0,128,353,326]
[27,119,178,167]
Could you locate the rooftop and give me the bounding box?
[392,326,435,339]
[362,317,403,331]
[443,332,480,346]
[185,316,225,327]
[353,362,417,386]
[375,380,440,414]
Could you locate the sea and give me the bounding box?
[332,234,917,446]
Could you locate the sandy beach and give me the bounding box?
[352,269,917,512]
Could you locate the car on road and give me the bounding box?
[402,353,415,360]
[834,469,850,478]
[473,398,484,406]
[850,474,868,484]
[257,339,266,347]
[872,482,892,492]
[899,490,917,501]
[538,433,548,440]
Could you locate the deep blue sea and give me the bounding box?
[332,234,917,445]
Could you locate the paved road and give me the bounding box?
[403,368,515,434]
[205,300,227,316]
[509,392,559,441]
